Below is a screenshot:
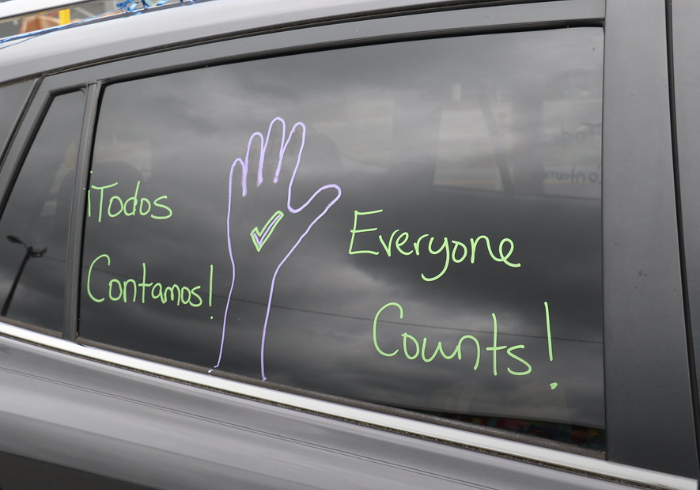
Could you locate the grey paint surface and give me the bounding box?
[602,0,698,478]
[672,0,700,462]
[0,333,644,490]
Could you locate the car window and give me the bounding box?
[0,80,33,159]
[0,90,84,330]
[80,28,604,449]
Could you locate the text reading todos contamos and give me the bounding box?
[87,254,214,308]
[349,209,521,282]
[88,180,173,222]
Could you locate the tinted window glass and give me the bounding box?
[81,29,604,448]
[0,81,33,158]
[0,91,84,330]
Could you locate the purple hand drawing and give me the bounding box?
[211,117,342,380]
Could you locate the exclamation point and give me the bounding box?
[209,264,214,320]
[545,301,557,390]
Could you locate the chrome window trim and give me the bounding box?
[0,321,694,490]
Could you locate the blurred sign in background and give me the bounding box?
[0,1,175,38]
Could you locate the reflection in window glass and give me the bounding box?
[0,1,120,39]
[0,81,33,157]
[0,91,84,330]
[81,29,604,449]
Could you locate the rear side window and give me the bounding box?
[80,28,604,449]
[0,81,33,158]
[0,91,84,330]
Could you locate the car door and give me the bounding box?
[0,0,697,488]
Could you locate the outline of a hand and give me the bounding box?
[211,117,342,380]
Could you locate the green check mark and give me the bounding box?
[250,210,285,252]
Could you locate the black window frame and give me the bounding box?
[0,79,38,171]
[0,81,95,339]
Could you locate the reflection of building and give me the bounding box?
[1,236,47,317]
[0,14,18,38]
[20,14,61,34]
[0,0,115,38]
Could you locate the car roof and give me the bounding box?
[0,0,496,85]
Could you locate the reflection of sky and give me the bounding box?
[0,91,85,330]
[0,81,33,151]
[79,28,604,429]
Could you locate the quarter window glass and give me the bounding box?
[0,81,33,158]
[0,91,84,330]
[81,28,604,448]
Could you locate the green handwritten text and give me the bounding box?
[349,209,520,281]
[88,181,172,222]
[372,302,533,376]
[87,254,212,308]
